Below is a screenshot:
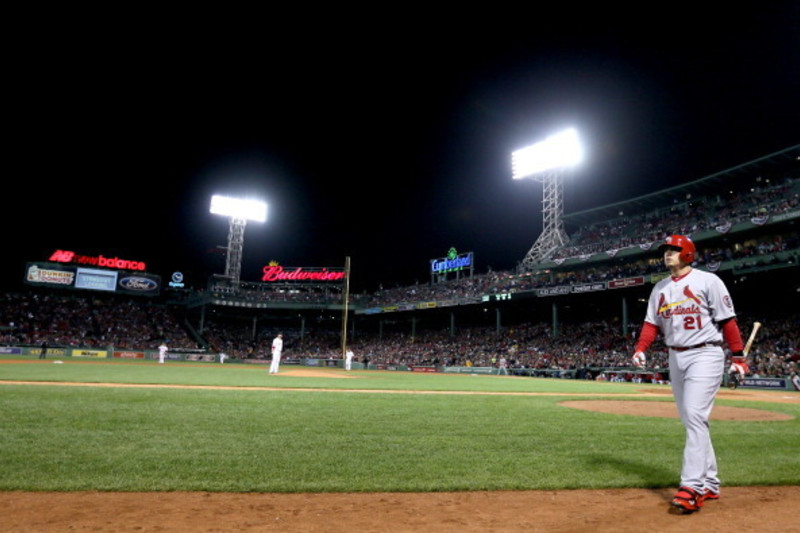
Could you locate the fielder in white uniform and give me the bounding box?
[158,342,168,364]
[498,356,508,375]
[269,333,283,374]
[633,235,746,514]
[345,348,354,371]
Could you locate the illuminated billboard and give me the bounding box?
[24,263,161,296]
[48,250,147,271]
[75,268,118,292]
[430,247,474,281]
[261,264,347,283]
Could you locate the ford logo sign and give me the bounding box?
[119,277,158,291]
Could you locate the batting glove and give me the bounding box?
[632,351,646,368]
[731,353,749,376]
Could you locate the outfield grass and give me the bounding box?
[1,357,798,493]
[0,355,639,393]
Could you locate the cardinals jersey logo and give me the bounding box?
[658,286,703,318]
[683,286,703,305]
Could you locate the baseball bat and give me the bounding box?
[742,321,762,356]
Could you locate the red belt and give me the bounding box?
[669,342,722,352]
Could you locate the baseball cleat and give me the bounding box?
[670,486,704,514]
[700,490,720,503]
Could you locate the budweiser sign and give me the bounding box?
[261,265,347,282]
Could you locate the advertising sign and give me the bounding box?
[261,264,347,283]
[24,262,161,296]
[430,248,473,275]
[25,263,75,287]
[608,276,646,289]
[117,273,161,295]
[49,249,147,271]
[75,268,118,292]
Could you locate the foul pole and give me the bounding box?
[341,256,351,357]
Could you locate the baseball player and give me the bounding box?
[632,235,746,514]
[498,356,508,375]
[158,342,168,364]
[345,348,354,371]
[269,333,283,374]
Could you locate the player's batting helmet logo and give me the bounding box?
[659,234,696,263]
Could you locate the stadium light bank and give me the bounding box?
[511,127,583,269]
[210,194,268,284]
[511,127,583,180]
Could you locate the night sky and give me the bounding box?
[6,7,799,294]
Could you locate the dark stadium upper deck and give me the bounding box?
[562,144,800,230]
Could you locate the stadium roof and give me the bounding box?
[563,144,800,230]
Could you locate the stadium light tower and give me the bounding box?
[512,128,583,269]
[209,195,267,284]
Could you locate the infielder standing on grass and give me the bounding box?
[158,342,168,364]
[632,235,747,514]
[345,348,354,371]
[269,333,283,374]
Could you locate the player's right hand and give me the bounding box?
[731,353,749,375]
[632,351,646,368]
[730,361,749,377]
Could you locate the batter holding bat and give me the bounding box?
[729,321,760,389]
[632,235,748,514]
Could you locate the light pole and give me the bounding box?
[209,195,267,285]
[512,128,583,269]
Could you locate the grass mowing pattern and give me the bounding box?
[1,358,798,492]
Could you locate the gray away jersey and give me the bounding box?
[645,268,736,348]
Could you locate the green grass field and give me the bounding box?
[1,356,798,493]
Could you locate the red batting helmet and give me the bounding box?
[658,234,696,263]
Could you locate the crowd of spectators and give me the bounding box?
[551,175,799,260]
[198,318,330,360]
[360,229,799,309]
[0,292,198,351]
[3,289,796,383]
[323,317,798,381]
[205,277,349,306]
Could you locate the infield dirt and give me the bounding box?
[3,485,798,532]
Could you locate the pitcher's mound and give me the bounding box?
[559,400,793,421]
